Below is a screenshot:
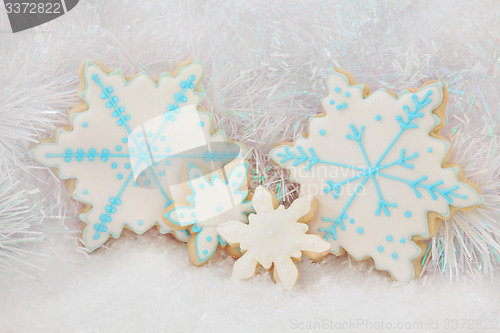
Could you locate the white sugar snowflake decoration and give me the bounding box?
[218,186,331,289]
[270,69,483,281]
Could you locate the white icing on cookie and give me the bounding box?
[218,186,331,289]
[164,161,253,264]
[31,60,245,251]
[270,69,483,282]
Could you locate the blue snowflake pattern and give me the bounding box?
[32,60,242,251]
[271,69,483,281]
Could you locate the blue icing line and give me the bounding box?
[282,87,469,245]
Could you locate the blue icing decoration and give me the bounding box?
[405,210,412,218]
[335,87,341,93]
[329,99,335,105]
[82,122,88,127]
[400,238,406,244]
[336,105,342,110]
[166,162,252,263]
[377,246,384,253]
[392,253,399,259]
[145,180,151,186]
[199,121,204,127]
[276,88,469,244]
[116,145,122,151]
[83,189,88,195]
[349,218,355,224]
[386,235,393,242]
[427,148,433,153]
[341,102,347,109]
[375,114,382,121]
[357,227,364,234]
[319,129,326,136]
[111,163,117,169]
[117,174,123,180]
[122,137,128,143]
[345,92,350,97]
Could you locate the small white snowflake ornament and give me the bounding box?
[270,68,483,282]
[218,186,331,290]
[163,160,253,265]
[31,60,244,252]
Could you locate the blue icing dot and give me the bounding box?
[161,136,166,142]
[202,250,208,255]
[392,253,399,259]
[145,180,151,186]
[336,105,342,110]
[165,147,171,153]
[111,163,117,169]
[199,184,205,189]
[427,148,433,153]
[400,238,406,244]
[386,235,393,242]
[375,115,382,121]
[231,181,237,187]
[153,146,159,152]
[125,163,131,169]
[206,236,212,242]
[140,171,146,177]
[122,137,128,143]
[319,129,326,136]
[83,190,88,195]
[116,145,122,151]
[141,141,146,146]
[341,102,347,109]
[199,121,205,127]
[405,211,412,218]
[117,174,123,180]
[147,132,152,138]
[159,171,165,176]
[349,218,355,224]
[130,147,135,153]
[357,227,364,234]
[329,99,335,105]
[335,87,341,93]
[138,220,143,226]
[377,246,384,253]
[82,122,88,127]
[345,92,350,97]
[216,206,223,212]
[165,161,171,166]
[137,132,143,138]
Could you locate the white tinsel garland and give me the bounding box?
[0,0,498,281]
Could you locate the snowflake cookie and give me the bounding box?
[270,68,483,282]
[31,60,245,252]
[163,160,253,265]
[218,186,331,289]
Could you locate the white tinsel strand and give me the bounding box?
[0,167,44,278]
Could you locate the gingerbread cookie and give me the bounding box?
[163,160,253,265]
[31,60,245,251]
[218,186,331,289]
[270,68,483,281]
